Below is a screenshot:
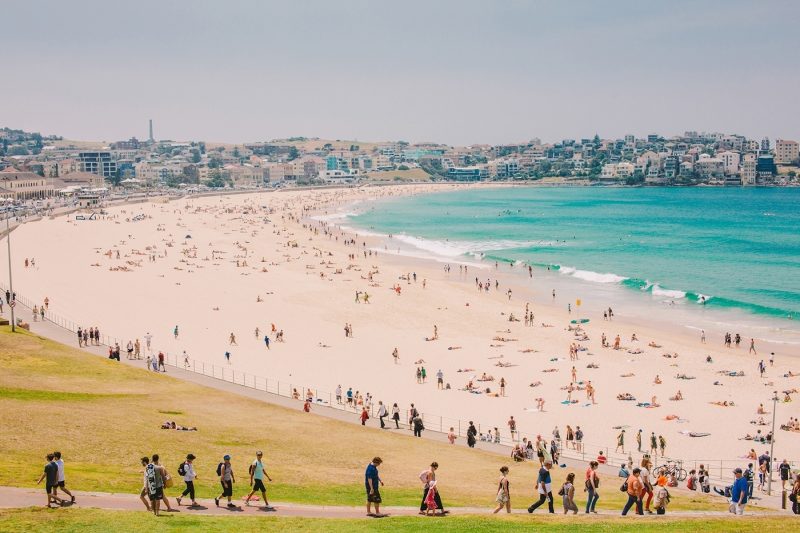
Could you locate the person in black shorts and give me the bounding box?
[780,459,791,490]
[36,453,62,508]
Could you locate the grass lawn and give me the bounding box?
[0,326,731,513]
[0,507,788,532]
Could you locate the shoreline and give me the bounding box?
[1,184,798,475]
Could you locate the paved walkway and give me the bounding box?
[0,486,783,518]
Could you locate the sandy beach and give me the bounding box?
[2,185,798,469]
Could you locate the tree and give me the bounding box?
[288,146,300,161]
[191,150,201,164]
[232,146,240,158]
[398,164,409,171]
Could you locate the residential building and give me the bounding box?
[717,151,740,175]
[774,139,799,164]
[78,152,117,179]
[741,153,756,185]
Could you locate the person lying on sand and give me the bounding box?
[457,368,476,373]
[676,374,695,380]
[648,341,662,348]
[627,348,643,354]
[662,352,679,358]
[586,363,599,369]
[519,348,536,353]
[447,346,462,350]
[710,400,735,407]
[620,373,635,378]
[542,368,558,373]
[529,381,542,387]
[414,359,426,365]
[669,390,683,401]
[617,393,636,401]
[477,373,495,382]
[495,362,515,368]
[541,323,554,327]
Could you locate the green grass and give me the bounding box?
[0,507,788,533]
[0,326,733,512]
[0,387,136,402]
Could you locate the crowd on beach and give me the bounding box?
[12,190,800,521]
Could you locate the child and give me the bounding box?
[424,480,438,515]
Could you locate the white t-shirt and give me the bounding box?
[183,462,196,482]
[640,467,650,485]
[56,459,65,482]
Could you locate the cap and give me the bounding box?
[733,467,742,474]
[224,454,231,460]
[256,450,263,455]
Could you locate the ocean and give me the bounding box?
[344,186,800,344]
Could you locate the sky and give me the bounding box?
[2,0,799,145]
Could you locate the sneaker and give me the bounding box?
[176,497,182,506]
[214,497,219,507]
[527,506,534,513]
[227,503,236,508]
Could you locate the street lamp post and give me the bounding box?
[5,213,15,332]
[767,390,778,496]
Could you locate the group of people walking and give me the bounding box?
[138,451,276,516]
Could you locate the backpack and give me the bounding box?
[419,470,430,485]
[178,462,186,476]
[620,481,628,492]
[216,462,224,476]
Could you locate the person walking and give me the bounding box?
[585,460,599,513]
[391,403,400,429]
[419,462,446,515]
[561,472,578,514]
[790,473,800,515]
[360,407,370,426]
[245,451,274,509]
[139,457,152,512]
[621,467,643,516]
[636,429,642,452]
[730,467,749,515]
[377,401,387,429]
[36,453,63,508]
[493,466,511,514]
[215,455,236,508]
[467,421,477,448]
[365,457,384,517]
[176,454,198,507]
[144,454,167,516]
[412,414,424,438]
[53,451,75,504]
[640,457,654,514]
[527,460,554,513]
[616,429,625,453]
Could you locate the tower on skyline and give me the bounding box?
[149,119,154,143]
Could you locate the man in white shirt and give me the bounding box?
[53,451,75,503]
[377,401,388,428]
[245,451,274,510]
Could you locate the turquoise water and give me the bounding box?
[348,187,800,323]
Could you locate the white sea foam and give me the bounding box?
[558,266,627,284]
[651,284,686,299]
[310,211,359,222]
[391,234,534,259]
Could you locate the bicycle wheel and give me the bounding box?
[677,468,687,481]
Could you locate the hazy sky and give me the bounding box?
[2,0,798,145]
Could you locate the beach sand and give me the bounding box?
[2,185,798,469]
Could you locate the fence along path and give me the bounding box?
[1,281,791,487]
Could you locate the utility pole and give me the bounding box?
[5,213,15,332]
[767,390,778,496]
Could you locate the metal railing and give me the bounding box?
[1,281,795,488]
